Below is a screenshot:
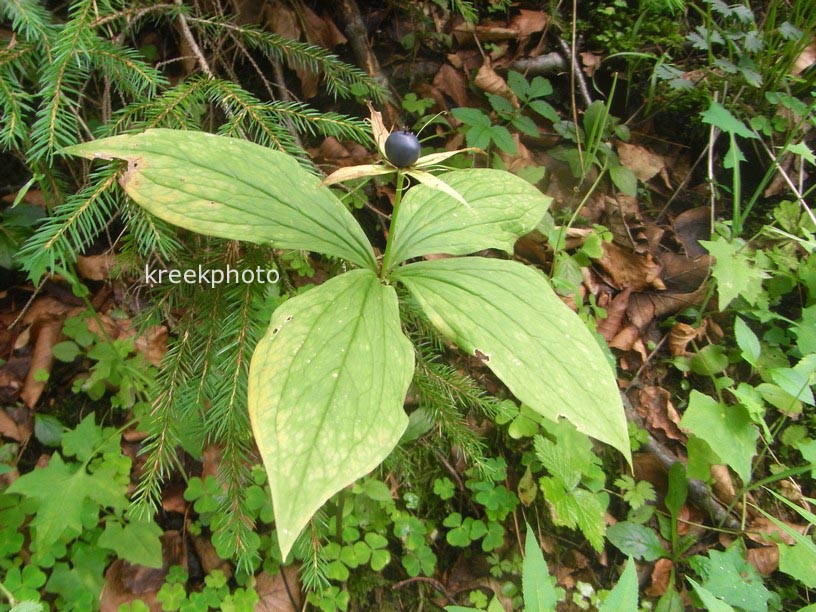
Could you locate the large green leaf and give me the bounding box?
[64,129,376,270]
[248,269,414,559]
[382,169,550,272]
[680,390,757,483]
[522,522,560,611]
[393,257,631,464]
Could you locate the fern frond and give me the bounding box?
[119,200,183,262]
[191,253,272,568]
[0,59,33,150]
[90,37,168,99]
[186,16,386,101]
[452,0,478,22]
[90,2,186,31]
[27,0,96,162]
[1,0,54,44]
[205,78,301,155]
[131,327,195,513]
[105,75,211,133]
[413,354,489,467]
[18,166,122,283]
[0,42,36,68]
[266,101,372,144]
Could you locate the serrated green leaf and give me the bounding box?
[665,462,687,519]
[52,341,80,362]
[523,522,559,612]
[607,522,666,561]
[34,414,62,447]
[700,545,772,611]
[769,368,814,405]
[599,558,638,612]
[779,542,816,588]
[534,429,590,491]
[609,165,638,196]
[64,129,376,270]
[680,390,757,482]
[61,413,117,462]
[7,454,126,551]
[529,99,560,123]
[700,101,756,139]
[248,270,413,559]
[688,578,736,612]
[573,488,606,551]
[734,317,761,366]
[690,344,728,376]
[489,125,517,154]
[97,519,163,568]
[384,170,549,271]
[701,238,766,309]
[451,107,491,127]
[393,257,631,464]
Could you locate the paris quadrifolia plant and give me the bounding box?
[63,105,632,560]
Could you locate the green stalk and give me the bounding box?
[731,134,743,237]
[380,169,405,277]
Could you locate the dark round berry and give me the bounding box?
[384,130,421,168]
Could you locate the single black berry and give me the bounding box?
[384,130,421,168]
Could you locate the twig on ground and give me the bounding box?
[334,0,397,125]
[510,52,566,76]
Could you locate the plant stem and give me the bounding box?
[0,580,16,606]
[731,134,743,237]
[380,170,405,277]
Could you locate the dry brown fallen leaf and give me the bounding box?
[638,386,685,442]
[792,42,816,76]
[609,324,648,361]
[672,207,711,259]
[452,20,518,44]
[100,531,185,612]
[618,142,666,182]
[579,51,602,77]
[129,324,168,367]
[20,320,61,408]
[746,517,803,546]
[646,558,674,597]
[598,286,632,341]
[510,9,550,39]
[434,63,470,108]
[597,242,665,292]
[668,322,699,356]
[76,253,117,281]
[192,535,233,578]
[474,60,518,106]
[747,545,779,576]
[254,566,302,611]
[709,464,736,504]
[0,409,22,441]
[0,359,26,404]
[99,560,162,612]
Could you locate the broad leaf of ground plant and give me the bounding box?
[7,454,128,551]
[393,257,631,464]
[64,129,377,270]
[248,270,414,559]
[598,557,638,612]
[522,522,561,611]
[383,169,550,271]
